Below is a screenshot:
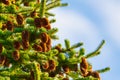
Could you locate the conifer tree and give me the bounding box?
[0,0,110,80]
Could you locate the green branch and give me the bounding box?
[85,40,105,58]
[40,0,46,18]
[96,67,110,73]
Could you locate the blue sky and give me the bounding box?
[51,0,120,80]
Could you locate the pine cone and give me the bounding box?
[16,14,24,25]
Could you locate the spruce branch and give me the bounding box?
[46,0,61,10]
[45,12,55,17]
[85,40,105,58]
[32,62,41,80]
[40,0,46,18]
[0,0,110,80]
[96,67,110,73]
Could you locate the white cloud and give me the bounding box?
[75,1,120,79]
[51,9,101,47]
[85,0,120,46]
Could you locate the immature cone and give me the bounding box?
[48,60,56,72]
[62,65,70,73]
[16,14,24,25]
[22,40,29,50]
[40,42,47,52]
[32,44,42,52]
[12,50,20,61]
[34,18,51,29]
[2,24,7,30]
[6,21,14,31]
[2,0,10,5]
[30,10,37,18]
[80,57,88,76]
[41,18,49,26]
[14,41,21,50]
[34,18,42,28]
[41,18,51,30]
[46,36,51,45]
[46,36,52,52]
[40,32,49,43]
[45,24,51,30]
[46,45,51,52]
[22,30,30,41]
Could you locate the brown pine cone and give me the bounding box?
[2,0,10,5]
[22,40,29,50]
[40,42,47,52]
[30,10,37,18]
[2,23,7,30]
[48,60,56,72]
[80,57,88,75]
[40,32,48,43]
[62,65,70,73]
[22,30,30,41]
[6,21,14,31]
[34,18,42,28]
[13,41,21,50]
[16,14,24,25]
[44,24,51,30]
[41,18,49,26]
[46,45,51,52]
[32,44,42,52]
[46,36,51,45]
[12,50,20,61]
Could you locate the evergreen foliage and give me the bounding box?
[0,0,110,80]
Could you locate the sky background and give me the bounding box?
[51,0,120,80]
